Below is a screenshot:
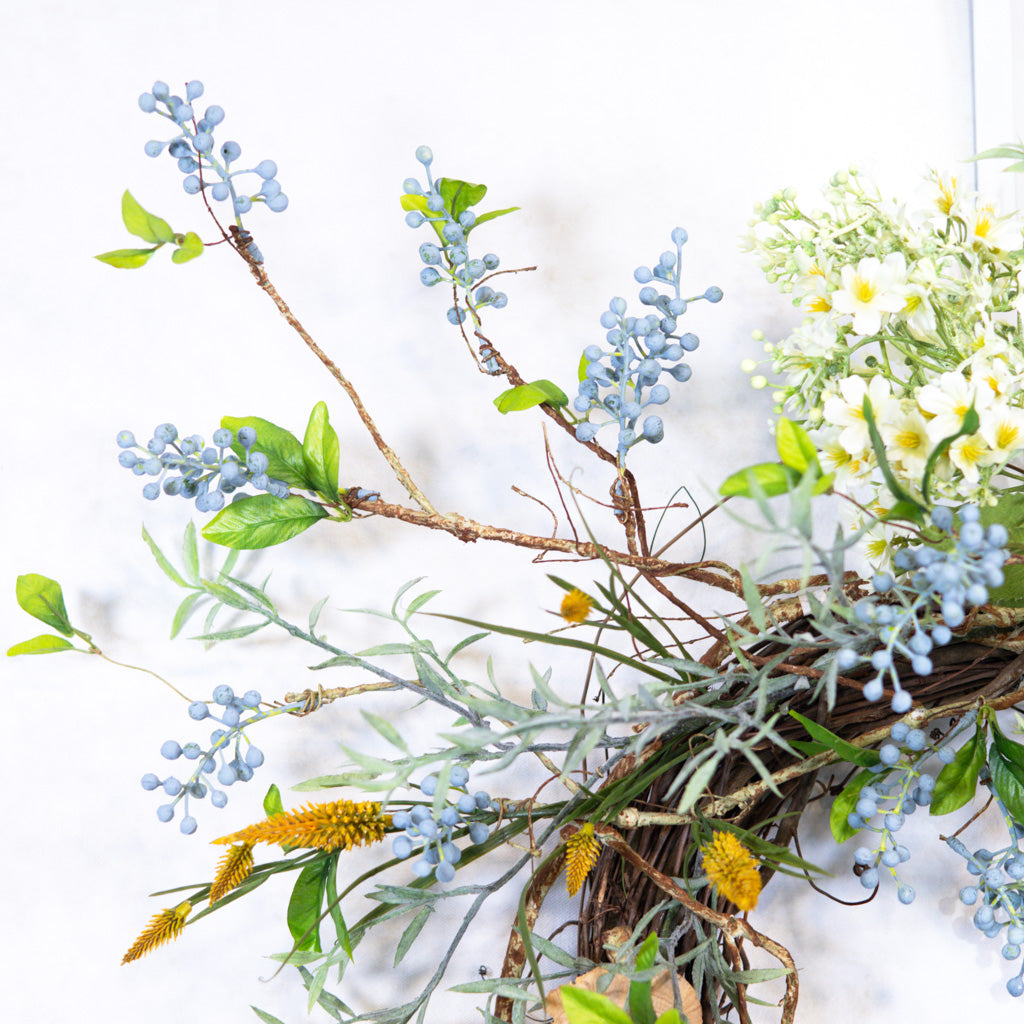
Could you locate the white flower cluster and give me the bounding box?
[748,169,1024,560]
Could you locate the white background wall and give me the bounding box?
[3,1,1023,1021]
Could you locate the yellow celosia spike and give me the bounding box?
[560,589,594,624]
[209,841,255,904]
[211,799,389,852]
[565,823,601,896]
[121,900,191,965]
[701,830,762,912]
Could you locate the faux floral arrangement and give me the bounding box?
[13,79,1024,1024]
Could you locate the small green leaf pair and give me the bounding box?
[203,403,348,550]
[400,176,519,244]
[719,418,833,499]
[8,574,90,656]
[494,379,569,414]
[95,191,204,268]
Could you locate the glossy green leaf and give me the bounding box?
[990,747,1024,823]
[7,634,76,656]
[494,380,569,414]
[288,859,328,952]
[719,462,798,498]
[931,720,987,815]
[992,720,1024,773]
[263,784,285,818]
[790,710,880,768]
[628,933,660,1024]
[775,417,818,473]
[471,205,520,229]
[121,190,176,243]
[830,769,877,843]
[653,1013,681,1024]
[222,415,311,488]
[302,401,341,500]
[16,574,73,635]
[438,177,488,220]
[94,247,159,268]
[202,494,328,549]
[171,231,204,264]
[559,985,633,1024]
[400,193,447,243]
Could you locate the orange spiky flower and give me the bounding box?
[209,841,255,903]
[121,900,192,965]
[565,823,601,896]
[212,799,389,852]
[560,588,594,624]
[701,830,762,912]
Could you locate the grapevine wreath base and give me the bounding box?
[491,606,1024,1024]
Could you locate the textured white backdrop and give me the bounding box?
[3,1,1023,1021]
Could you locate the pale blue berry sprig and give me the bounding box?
[573,228,722,467]
[836,504,1009,712]
[138,79,288,251]
[847,722,958,904]
[116,424,290,513]
[948,800,1024,997]
[140,685,301,834]
[390,767,495,883]
[403,146,506,362]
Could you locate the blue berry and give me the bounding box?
[141,773,161,791]
[180,815,198,835]
[161,740,183,760]
[157,804,175,823]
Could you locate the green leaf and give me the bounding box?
[921,406,979,505]
[221,415,311,489]
[94,246,159,268]
[861,397,925,514]
[288,859,329,952]
[471,205,520,229]
[181,521,200,584]
[302,401,341,501]
[971,144,1024,162]
[790,710,880,768]
[990,747,1024,822]
[361,710,410,752]
[250,1007,288,1024]
[142,524,189,588]
[324,857,352,961]
[202,494,328,549]
[654,1013,681,1024]
[931,720,987,815]
[171,231,204,264]
[992,720,1024,773]
[740,566,766,632]
[393,905,432,967]
[719,462,799,498]
[830,768,878,842]
[775,417,818,473]
[16,574,74,635]
[121,190,176,243]
[438,177,488,221]
[7,634,76,656]
[628,933,660,1024]
[263,783,285,818]
[559,985,633,1024]
[493,380,569,414]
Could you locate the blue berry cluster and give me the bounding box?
[949,815,1024,997]
[141,686,292,834]
[138,79,287,248]
[573,228,722,465]
[390,767,494,883]
[116,424,289,513]
[847,722,956,903]
[836,505,1009,712]
[403,147,506,338]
